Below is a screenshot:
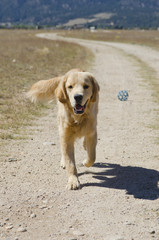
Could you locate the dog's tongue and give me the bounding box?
[76,104,84,111]
[74,102,88,114]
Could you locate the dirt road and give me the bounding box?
[0,33,159,240]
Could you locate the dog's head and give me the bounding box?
[56,71,99,115]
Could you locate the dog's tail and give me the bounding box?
[27,76,62,103]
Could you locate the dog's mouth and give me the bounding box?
[73,101,88,115]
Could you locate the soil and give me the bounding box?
[0,33,159,240]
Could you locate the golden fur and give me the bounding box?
[27,69,99,190]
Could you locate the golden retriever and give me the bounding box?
[27,69,99,190]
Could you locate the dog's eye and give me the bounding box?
[68,85,73,89]
[83,85,89,89]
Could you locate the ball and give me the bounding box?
[117,90,129,101]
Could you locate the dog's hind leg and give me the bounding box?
[83,137,87,150]
[83,131,97,168]
[60,156,66,169]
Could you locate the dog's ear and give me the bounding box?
[90,75,100,102]
[55,76,68,103]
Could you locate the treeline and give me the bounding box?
[0,0,159,29]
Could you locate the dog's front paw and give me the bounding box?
[66,175,81,190]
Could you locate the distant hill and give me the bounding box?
[0,0,159,29]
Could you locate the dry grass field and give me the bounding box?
[0,30,93,141]
[61,29,159,49]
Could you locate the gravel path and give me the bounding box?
[0,33,159,240]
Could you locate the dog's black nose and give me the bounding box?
[74,94,83,103]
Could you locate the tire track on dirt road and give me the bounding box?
[1,33,159,240]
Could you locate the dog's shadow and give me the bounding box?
[80,162,159,200]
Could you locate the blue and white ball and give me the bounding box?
[117,90,129,101]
